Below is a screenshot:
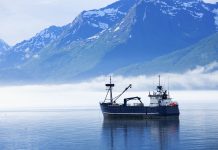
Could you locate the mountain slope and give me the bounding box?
[0,26,64,69]
[0,0,135,70]
[83,0,218,75]
[0,0,136,82]
[116,32,218,76]
[21,11,134,81]
[25,0,218,80]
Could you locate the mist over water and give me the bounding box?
[0,85,217,109]
[0,66,218,109]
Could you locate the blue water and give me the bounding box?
[0,104,217,150]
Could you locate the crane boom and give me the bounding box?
[113,84,132,103]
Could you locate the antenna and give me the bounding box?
[167,76,170,96]
[152,77,154,89]
[158,75,161,86]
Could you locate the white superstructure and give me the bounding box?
[148,75,177,107]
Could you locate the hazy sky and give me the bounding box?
[0,0,217,46]
[0,0,118,45]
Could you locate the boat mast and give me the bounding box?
[105,76,115,103]
[109,76,113,103]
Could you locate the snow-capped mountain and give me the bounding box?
[54,1,132,47]
[12,26,63,60]
[0,0,135,70]
[77,0,218,76]
[0,0,218,83]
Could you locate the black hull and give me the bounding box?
[100,103,180,119]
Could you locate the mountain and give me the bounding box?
[1,0,135,69]
[116,32,218,75]
[0,0,218,83]
[0,0,136,82]
[0,26,64,69]
[81,0,218,76]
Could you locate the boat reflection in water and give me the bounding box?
[101,118,179,150]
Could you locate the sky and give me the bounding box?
[0,0,118,46]
[0,0,218,46]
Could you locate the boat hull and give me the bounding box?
[100,103,180,119]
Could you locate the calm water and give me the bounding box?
[0,104,217,150]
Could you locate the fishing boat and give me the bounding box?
[100,76,180,119]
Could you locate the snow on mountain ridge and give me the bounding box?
[51,0,133,48]
[83,8,126,18]
[11,26,63,60]
[142,0,214,18]
[14,26,62,52]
